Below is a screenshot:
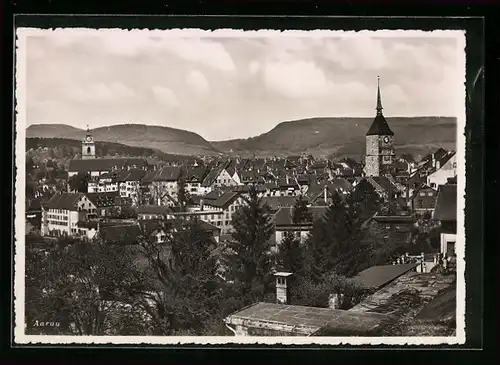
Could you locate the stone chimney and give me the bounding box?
[274,271,292,305]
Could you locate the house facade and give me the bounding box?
[411,185,438,215]
[427,152,457,189]
[41,192,97,237]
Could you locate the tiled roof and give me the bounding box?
[198,220,220,232]
[184,167,208,182]
[225,302,392,336]
[261,196,306,211]
[115,169,147,182]
[86,192,120,208]
[99,224,142,244]
[274,206,327,227]
[201,166,223,187]
[137,205,172,215]
[353,263,419,289]
[205,192,240,209]
[143,167,182,182]
[69,158,147,173]
[203,190,224,201]
[44,192,85,210]
[366,114,394,136]
[433,184,457,221]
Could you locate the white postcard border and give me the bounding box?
[14,27,467,346]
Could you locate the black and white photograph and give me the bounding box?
[14,27,466,345]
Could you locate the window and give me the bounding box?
[427,192,433,197]
[419,192,426,196]
[87,147,91,154]
[452,162,457,168]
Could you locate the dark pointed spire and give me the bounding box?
[366,76,394,136]
[376,76,383,116]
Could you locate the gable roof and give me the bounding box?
[205,192,240,209]
[115,168,147,182]
[43,192,86,210]
[366,114,394,136]
[353,263,419,289]
[144,167,182,182]
[274,206,327,227]
[433,184,457,221]
[99,223,142,245]
[86,192,120,208]
[261,196,307,211]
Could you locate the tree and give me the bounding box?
[292,195,313,224]
[346,179,380,222]
[26,156,35,177]
[68,172,90,193]
[278,196,311,276]
[278,233,304,276]
[25,240,148,335]
[138,220,223,335]
[290,273,366,310]
[177,176,193,212]
[304,192,354,282]
[223,185,275,304]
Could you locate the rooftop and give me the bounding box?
[224,302,394,336]
[433,184,457,222]
[352,263,419,289]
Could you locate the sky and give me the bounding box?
[21,29,464,141]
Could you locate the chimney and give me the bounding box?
[436,160,441,170]
[432,154,436,168]
[324,185,328,204]
[274,271,292,305]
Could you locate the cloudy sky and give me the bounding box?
[21,29,463,141]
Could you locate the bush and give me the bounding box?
[290,273,366,310]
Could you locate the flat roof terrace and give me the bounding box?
[224,302,395,336]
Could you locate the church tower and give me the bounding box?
[364,77,395,177]
[81,125,96,160]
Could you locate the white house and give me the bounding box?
[427,152,457,189]
[41,192,97,237]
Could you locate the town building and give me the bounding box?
[41,192,97,237]
[410,185,438,215]
[68,128,148,178]
[364,77,396,177]
[433,184,457,258]
[273,205,327,245]
[426,151,457,188]
[81,126,96,160]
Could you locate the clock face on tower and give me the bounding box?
[86,136,92,142]
[383,136,390,144]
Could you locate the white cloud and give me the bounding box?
[323,37,388,70]
[263,60,332,98]
[249,60,260,74]
[163,38,236,72]
[68,82,135,102]
[186,70,210,97]
[152,86,180,107]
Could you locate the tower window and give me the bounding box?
[87,147,91,154]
